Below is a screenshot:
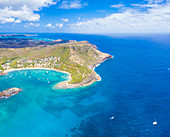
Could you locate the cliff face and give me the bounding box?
[91,54,113,70]
[68,41,112,69]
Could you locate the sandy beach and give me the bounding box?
[4,67,101,89]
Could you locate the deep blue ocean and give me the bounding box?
[0,33,170,137]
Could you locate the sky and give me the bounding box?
[0,0,170,34]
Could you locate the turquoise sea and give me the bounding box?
[0,33,170,137]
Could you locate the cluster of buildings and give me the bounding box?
[1,60,11,70]
[0,56,61,71]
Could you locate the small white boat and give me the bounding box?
[29,76,31,79]
[110,116,114,120]
[153,119,157,125]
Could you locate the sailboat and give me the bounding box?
[153,119,157,125]
[110,116,114,120]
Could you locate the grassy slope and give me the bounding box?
[0,41,110,84]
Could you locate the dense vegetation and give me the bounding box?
[0,40,109,84]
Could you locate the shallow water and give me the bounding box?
[0,33,170,137]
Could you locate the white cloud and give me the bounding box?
[131,0,166,8]
[59,0,87,9]
[45,23,57,28]
[0,0,57,10]
[24,22,40,27]
[1,17,15,24]
[44,23,63,29]
[0,0,57,23]
[15,19,21,23]
[30,23,40,27]
[110,4,125,8]
[70,2,170,33]
[45,23,52,27]
[61,18,69,22]
[131,3,161,8]
[56,23,63,28]
[59,23,63,28]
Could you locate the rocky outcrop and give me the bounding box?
[92,54,113,70]
[0,88,22,99]
[54,54,112,89]
[0,72,7,76]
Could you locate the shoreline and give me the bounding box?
[3,67,101,89]
[0,39,113,89]
[2,55,112,89]
[4,67,72,86]
[5,67,71,78]
[53,71,102,89]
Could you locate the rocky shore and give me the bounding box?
[0,72,7,76]
[0,88,22,99]
[92,54,113,70]
[54,54,113,89]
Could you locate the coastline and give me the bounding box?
[4,67,72,84]
[3,67,100,89]
[0,39,113,89]
[53,71,102,89]
[2,55,111,89]
[53,54,112,89]
[5,67,71,78]
[2,54,112,89]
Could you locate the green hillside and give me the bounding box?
[0,41,112,84]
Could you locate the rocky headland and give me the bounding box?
[0,39,112,89]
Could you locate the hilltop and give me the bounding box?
[0,37,69,48]
[0,40,112,88]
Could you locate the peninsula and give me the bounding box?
[0,88,22,99]
[0,38,112,88]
